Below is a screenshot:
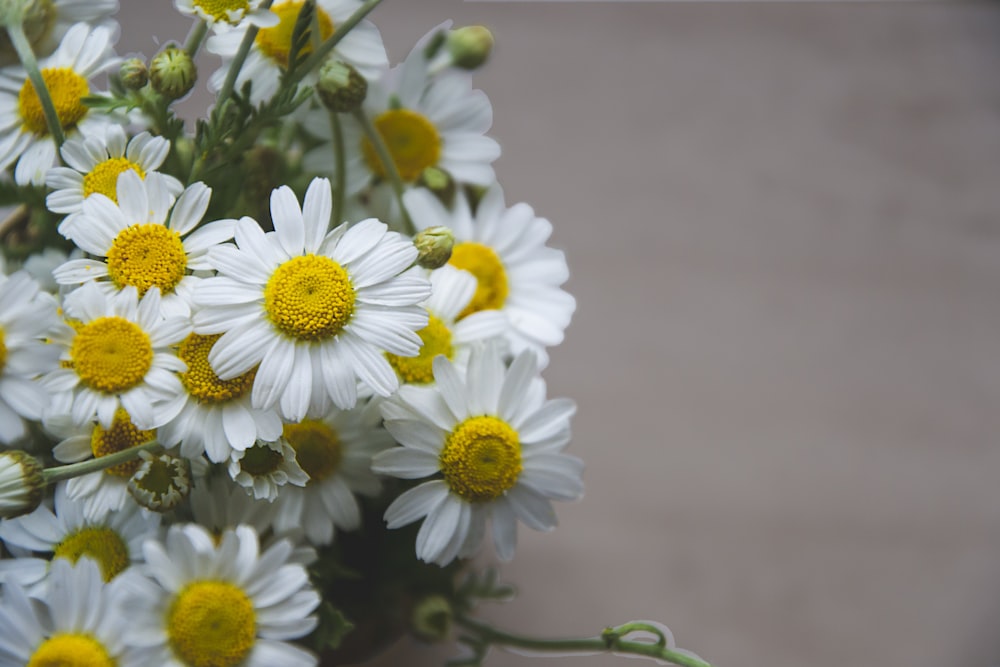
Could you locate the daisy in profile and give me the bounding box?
[122,523,320,667]
[193,177,430,420]
[373,344,584,566]
[0,23,119,185]
[206,0,387,105]
[0,0,118,65]
[0,558,143,667]
[54,171,235,317]
[42,282,190,430]
[405,185,575,367]
[175,0,279,29]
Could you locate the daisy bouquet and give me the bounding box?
[0,1,714,666]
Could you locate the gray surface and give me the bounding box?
[118,2,1000,666]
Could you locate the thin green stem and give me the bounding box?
[215,0,274,108]
[42,440,161,485]
[352,109,415,236]
[454,615,714,667]
[292,0,384,85]
[329,110,345,225]
[6,22,65,147]
[183,19,209,58]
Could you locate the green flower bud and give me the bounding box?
[316,59,367,113]
[0,450,44,519]
[447,26,494,70]
[119,57,148,91]
[414,226,455,270]
[150,46,196,100]
[411,595,452,643]
[420,166,455,207]
[127,451,192,512]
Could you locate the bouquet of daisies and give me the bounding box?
[0,1,712,665]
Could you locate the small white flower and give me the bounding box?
[228,438,309,502]
[175,0,279,29]
[0,0,118,65]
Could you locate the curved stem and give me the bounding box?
[329,110,346,225]
[215,0,274,108]
[6,22,65,147]
[454,615,714,667]
[42,440,161,485]
[183,19,209,58]
[292,0,384,86]
[352,109,415,236]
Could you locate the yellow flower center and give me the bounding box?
[386,314,452,384]
[193,0,251,22]
[238,443,284,477]
[53,526,130,582]
[18,67,89,136]
[82,157,145,202]
[255,1,334,68]
[91,408,154,478]
[70,317,153,394]
[283,420,341,484]
[179,333,256,404]
[439,416,521,503]
[0,326,7,375]
[168,581,256,667]
[264,254,355,340]
[27,633,114,667]
[448,242,509,317]
[106,224,188,297]
[361,109,442,183]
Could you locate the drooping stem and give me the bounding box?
[6,22,65,147]
[353,109,415,236]
[183,19,209,58]
[42,440,162,484]
[215,0,275,109]
[292,0,384,86]
[329,110,346,225]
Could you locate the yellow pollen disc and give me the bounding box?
[179,333,256,404]
[53,526,130,582]
[91,408,154,477]
[283,420,342,484]
[27,633,114,667]
[439,416,522,503]
[386,314,453,384]
[194,0,251,22]
[238,444,284,477]
[0,326,7,375]
[18,67,89,136]
[168,581,256,667]
[106,223,188,297]
[70,316,153,394]
[361,109,442,183]
[264,254,355,340]
[448,242,509,317]
[255,1,334,68]
[82,157,145,202]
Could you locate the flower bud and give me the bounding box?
[150,47,196,100]
[0,450,44,519]
[316,59,367,113]
[414,226,455,270]
[411,595,452,643]
[447,26,494,70]
[127,451,192,512]
[119,57,148,91]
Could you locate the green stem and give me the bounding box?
[353,109,415,236]
[329,110,345,225]
[42,440,161,485]
[292,0,384,86]
[454,615,714,667]
[215,0,274,108]
[183,19,209,58]
[5,22,65,147]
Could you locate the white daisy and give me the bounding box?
[271,398,392,545]
[0,558,143,667]
[192,177,431,420]
[46,125,184,217]
[122,523,320,667]
[206,0,388,105]
[0,0,119,65]
[0,23,119,185]
[175,0,279,29]
[404,185,576,367]
[54,170,235,317]
[42,282,191,430]
[373,344,584,566]
[227,438,309,502]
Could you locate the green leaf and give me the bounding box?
[311,602,355,652]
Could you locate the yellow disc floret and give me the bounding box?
[70,316,153,394]
[27,633,115,667]
[18,67,89,136]
[106,224,187,297]
[0,326,7,375]
[255,1,334,68]
[448,242,509,317]
[53,527,130,582]
[264,254,355,340]
[440,416,521,502]
[82,158,145,202]
[168,581,256,667]
[91,408,154,477]
[283,420,342,483]
[386,314,453,384]
[361,109,442,183]
[179,333,256,403]
[193,0,251,22]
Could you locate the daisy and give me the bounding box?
[46,125,184,217]
[54,170,236,317]
[0,0,119,65]
[0,23,119,185]
[373,344,584,566]
[122,523,320,667]
[227,438,309,502]
[270,398,393,545]
[175,0,279,29]
[42,282,191,430]
[0,558,143,667]
[404,185,576,367]
[206,0,388,105]
[192,177,431,420]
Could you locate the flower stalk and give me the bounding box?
[5,20,65,147]
[353,108,415,236]
[42,439,162,484]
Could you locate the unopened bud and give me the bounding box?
[316,60,367,113]
[0,450,44,519]
[414,226,455,270]
[447,26,493,70]
[411,595,452,643]
[150,47,196,100]
[127,451,192,512]
[119,57,148,90]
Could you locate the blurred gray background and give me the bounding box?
[120,1,1000,666]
